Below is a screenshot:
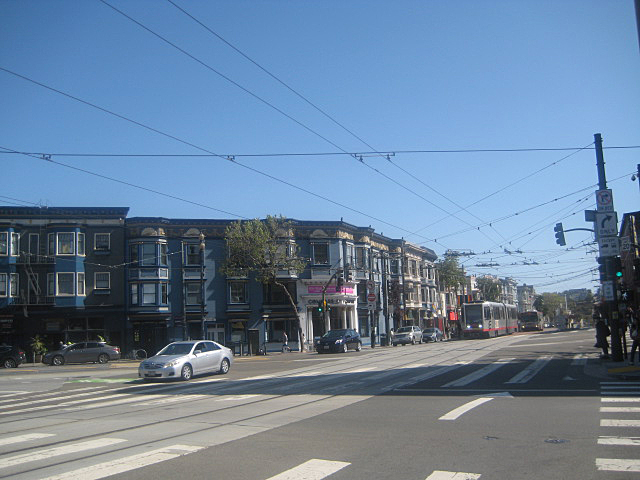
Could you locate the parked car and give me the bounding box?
[315,329,362,354]
[392,326,423,346]
[422,327,443,343]
[138,340,233,381]
[42,342,121,366]
[0,345,26,368]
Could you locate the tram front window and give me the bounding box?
[464,305,483,325]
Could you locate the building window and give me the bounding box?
[142,283,156,305]
[160,243,168,265]
[130,284,138,305]
[184,243,201,265]
[186,283,202,305]
[77,273,85,296]
[141,244,156,266]
[48,233,55,256]
[10,233,19,257]
[356,247,368,269]
[0,233,7,256]
[47,273,54,296]
[10,273,18,297]
[161,283,168,304]
[95,233,110,251]
[229,281,247,304]
[0,273,6,296]
[130,244,139,265]
[95,272,110,290]
[312,243,329,265]
[77,233,85,256]
[57,272,74,296]
[57,233,75,255]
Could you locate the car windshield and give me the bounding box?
[157,343,193,356]
[396,327,412,333]
[423,328,436,333]
[323,330,348,338]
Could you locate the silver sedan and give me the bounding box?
[138,340,233,381]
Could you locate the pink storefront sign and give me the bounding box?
[308,285,354,294]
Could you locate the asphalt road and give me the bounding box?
[0,328,637,480]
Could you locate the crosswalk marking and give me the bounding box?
[601,419,640,427]
[570,354,588,365]
[598,436,640,445]
[439,398,494,421]
[38,444,204,480]
[0,432,55,446]
[442,358,514,388]
[265,459,350,480]
[601,397,640,402]
[425,470,481,479]
[0,438,126,469]
[600,406,640,413]
[505,355,552,384]
[596,458,640,472]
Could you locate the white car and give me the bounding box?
[138,340,233,381]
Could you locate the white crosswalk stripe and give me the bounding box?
[505,355,552,384]
[0,438,126,469]
[425,470,481,479]
[38,444,204,480]
[0,433,55,446]
[442,358,513,388]
[265,459,350,480]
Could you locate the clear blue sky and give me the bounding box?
[1,0,639,293]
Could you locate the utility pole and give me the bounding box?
[593,133,623,362]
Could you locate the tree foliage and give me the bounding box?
[435,256,465,290]
[476,276,501,302]
[220,216,309,350]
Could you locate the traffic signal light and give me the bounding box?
[554,223,566,246]
[613,256,623,279]
[317,299,323,313]
[597,256,607,281]
[336,275,344,291]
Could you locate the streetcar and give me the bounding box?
[518,311,544,332]
[461,301,518,338]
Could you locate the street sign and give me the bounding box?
[621,236,631,252]
[366,280,374,292]
[595,211,618,238]
[367,302,375,311]
[602,281,615,301]
[598,237,620,257]
[367,293,377,302]
[596,189,614,212]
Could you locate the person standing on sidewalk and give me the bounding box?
[628,309,639,365]
[595,317,611,359]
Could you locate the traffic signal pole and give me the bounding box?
[594,133,623,362]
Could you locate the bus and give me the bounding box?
[518,311,544,332]
[461,301,518,338]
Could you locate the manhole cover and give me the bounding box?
[545,438,569,444]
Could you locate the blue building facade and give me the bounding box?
[0,208,439,357]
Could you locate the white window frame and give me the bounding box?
[95,272,111,290]
[77,233,85,256]
[130,284,138,305]
[47,273,55,296]
[56,272,75,296]
[94,233,111,251]
[57,233,75,256]
[142,283,156,305]
[10,273,19,297]
[0,232,7,256]
[141,243,156,266]
[10,233,19,257]
[77,272,85,296]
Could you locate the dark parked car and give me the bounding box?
[422,327,443,342]
[42,342,121,366]
[315,329,362,353]
[0,346,25,368]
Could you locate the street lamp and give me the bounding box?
[199,232,206,340]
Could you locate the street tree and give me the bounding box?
[476,276,501,302]
[436,256,466,290]
[220,216,309,351]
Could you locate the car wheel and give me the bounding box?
[411,338,416,345]
[180,364,193,381]
[52,355,65,366]
[393,343,397,347]
[355,342,362,352]
[342,343,348,353]
[3,358,16,368]
[219,358,230,374]
[97,353,109,364]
